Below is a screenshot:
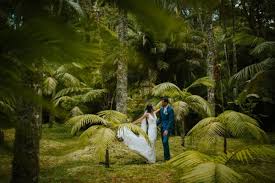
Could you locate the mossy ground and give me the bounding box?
[1,124,275,183]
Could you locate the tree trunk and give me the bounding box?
[181,118,186,146]
[105,148,110,168]
[231,0,238,98]
[11,68,42,183]
[116,9,128,114]
[48,112,55,128]
[57,0,63,16]
[223,137,227,154]
[0,129,4,145]
[206,14,217,115]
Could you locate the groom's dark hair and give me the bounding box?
[162,97,169,103]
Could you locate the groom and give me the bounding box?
[157,97,174,161]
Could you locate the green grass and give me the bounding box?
[1,124,275,183]
[0,124,183,183]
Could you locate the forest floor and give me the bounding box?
[1,124,275,183]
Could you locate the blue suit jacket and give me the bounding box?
[157,105,174,132]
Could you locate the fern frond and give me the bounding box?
[87,126,116,162]
[97,110,128,124]
[67,114,108,135]
[185,77,215,91]
[54,87,92,99]
[152,82,185,98]
[56,72,81,87]
[231,59,273,82]
[0,100,15,114]
[43,77,58,95]
[53,96,76,107]
[187,117,226,144]
[169,150,211,169]
[65,0,84,16]
[172,101,189,121]
[79,89,106,103]
[251,41,275,56]
[227,145,275,164]
[181,162,243,183]
[185,95,214,117]
[70,106,84,117]
[218,111,268,142]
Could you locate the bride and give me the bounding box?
[117,104,159,163]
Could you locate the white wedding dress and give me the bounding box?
[117,113,157,163]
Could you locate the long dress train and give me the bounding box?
[117,113,157,163]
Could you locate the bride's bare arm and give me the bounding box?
[154,108,160,114]
[132,113,148,124]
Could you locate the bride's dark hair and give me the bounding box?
[145,104,153,113]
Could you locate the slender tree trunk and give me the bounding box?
[198,9,204,32]
[0,129,4,145]
[223,137,227,154]
[116,9,128,114]
[48,113,55,128]
[231,0,238,98]
[181,118,186,146]
[206,14,217,115]
[105,148,110,168]
[57,0,63,16]
[11,68,42,183]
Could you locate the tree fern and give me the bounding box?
[152,82,184,98]
[180,162,243,183]
[187,110,268,151]
[97,110,128,124]
[43,77,58,96]
[169,150,211,169]
[251,41,275,56]
[56,72,81,87]
[53,87,92,99]
[70,106,84,117]
[225,145,275,164]
[185,95,214,117]
[185,77,215,91]
[0,99,15,114]
[66,114,109,135]
[80,125,116,161]
[79,89,106,103]
[231,59,273,82]
[172,101,189,121]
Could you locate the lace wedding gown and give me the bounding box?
[117,113,157,163]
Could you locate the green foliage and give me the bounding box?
[67,114,108,135]
[187,110,268,146]
[153,77,215,120]
[169,145,275,183]
[80,125,116,161]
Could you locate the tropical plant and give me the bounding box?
[66,110,149,167]
[169,144,275,183]
[42,64,107,126]
[153,76,215,145]
[187,110,268,154]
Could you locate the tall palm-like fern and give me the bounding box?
[66,110,149,167]
[43,64,106,126]
[153,77,214,145]
[187,110,268,154]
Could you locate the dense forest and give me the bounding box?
[0,0,275,183]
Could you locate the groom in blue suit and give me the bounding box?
[157,97,174,161]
